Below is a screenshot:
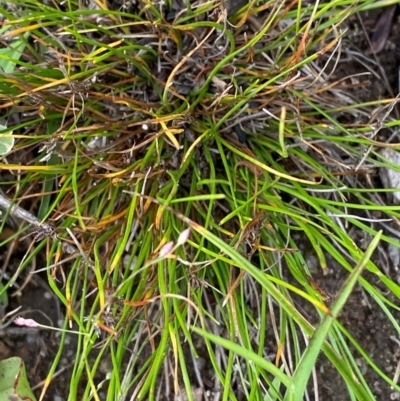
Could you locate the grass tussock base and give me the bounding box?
[0,0,399,400]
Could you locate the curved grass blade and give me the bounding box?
[285,230,383,401]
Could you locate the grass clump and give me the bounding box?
[0,0,399,400]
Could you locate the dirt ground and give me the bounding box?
[1,3,400,401]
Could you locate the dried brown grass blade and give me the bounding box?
[368,5,396,55]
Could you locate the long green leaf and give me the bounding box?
[285,230,383,401]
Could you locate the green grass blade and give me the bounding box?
[286,230,383,401]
